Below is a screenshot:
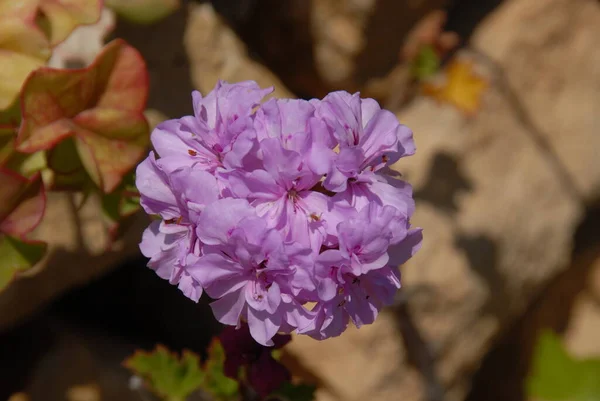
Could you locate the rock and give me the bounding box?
[286,313,425,401]
[310,0,371,88]
[286,73,582,399]
[11,319,145,401]
[184,2,294,98]
[196,0,448,98]
[286,0,600,396]
[324,16,365,56]
[564,254,600,358]
[65,385,101,401]
[465,213,600,401]
[285,0,600,388]
[224,0,330,98]
[471,0,600,203]
[8,394,29,401]
[312,0,447,90]
[313,41,356,87]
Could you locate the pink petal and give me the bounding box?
[211,290,246,326]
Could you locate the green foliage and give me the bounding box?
[124,346,205,401]
[124,342,317,401]
[125,342,239,401]
[46,138,88,189]
[410,45,440,81]
[268,382,317,401]
[203,340,240,401]
[0,168,47,291]
[528,330,600,401]
[101,170,141,238]
[0,235,46,290]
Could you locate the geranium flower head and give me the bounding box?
[136,80,422,345]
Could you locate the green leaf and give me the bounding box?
[45,137,89,189]
[13,151,47,177]
[100,169,140,239]
[124,345,205,401]
[119,169,141,216]
[0,102,45,175]
[101,190,122,226]
[0,139,48,179]
[0,235,46,291]
[268,382,316,401]
[528,330,600,401]
[203,339,240,401]
[120,193,140,216]
[47,138,82,175]
[410,45,440,81]
[105,0,180,25]
[0,134,16,165]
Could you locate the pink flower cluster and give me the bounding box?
[137,81,422,346]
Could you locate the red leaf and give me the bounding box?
[0,2,52,110]
[0,167,46,238]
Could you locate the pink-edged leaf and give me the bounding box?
[74,108,149,139]
[0,235,47,292]
[0,0,39,23]
[18,119,76,152]
[45,137,90,190]
[0,167,29,219]
[100,168,140,242]
[17,39,150,193]
[0,99,22,131]
[74,123,147,193]
[0,101,21,166]
[1,139,48,179]
[93,43,149,112]
[101,193,140,241]
[0,15,52,110]
[46,137,82,175]
[0,168,46,237]
[48,7,116,69]
[0,135,14,166]
[38,0,103,46]
[0,117,47,177]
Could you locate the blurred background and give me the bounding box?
[1,0,599,400]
